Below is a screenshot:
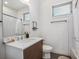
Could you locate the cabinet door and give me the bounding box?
[24,40,43,59]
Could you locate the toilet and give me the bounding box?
[43,44,53,59]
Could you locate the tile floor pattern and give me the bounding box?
[51,53,71,59]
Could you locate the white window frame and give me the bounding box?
[52,2,72,17]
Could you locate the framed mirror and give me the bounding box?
[3,0,30,37]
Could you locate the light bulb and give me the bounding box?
[4,1,8,4]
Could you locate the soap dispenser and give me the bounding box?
[25,32,29,38]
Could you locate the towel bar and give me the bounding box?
[50,20,67,23]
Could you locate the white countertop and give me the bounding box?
[6,37,43,50]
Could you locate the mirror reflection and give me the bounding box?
[3,0,30,37]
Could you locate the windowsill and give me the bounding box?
[52,14,72,19]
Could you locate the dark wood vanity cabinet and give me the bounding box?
[23,40,43,59]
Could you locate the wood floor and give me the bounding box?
[51,53,71,59]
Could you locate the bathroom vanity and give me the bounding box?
[5,37,43,59]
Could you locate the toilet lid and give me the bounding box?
[43,45,53,52]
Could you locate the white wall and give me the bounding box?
[40,0,73,55]
[26,0,41,37]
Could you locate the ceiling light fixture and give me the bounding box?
[4,1,8,4]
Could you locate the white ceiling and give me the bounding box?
[3,0,29,10]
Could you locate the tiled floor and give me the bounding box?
[51,53,71,59]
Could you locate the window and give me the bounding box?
[23,12,31,25]
[52,2,72,16]
[23,12,31,21]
